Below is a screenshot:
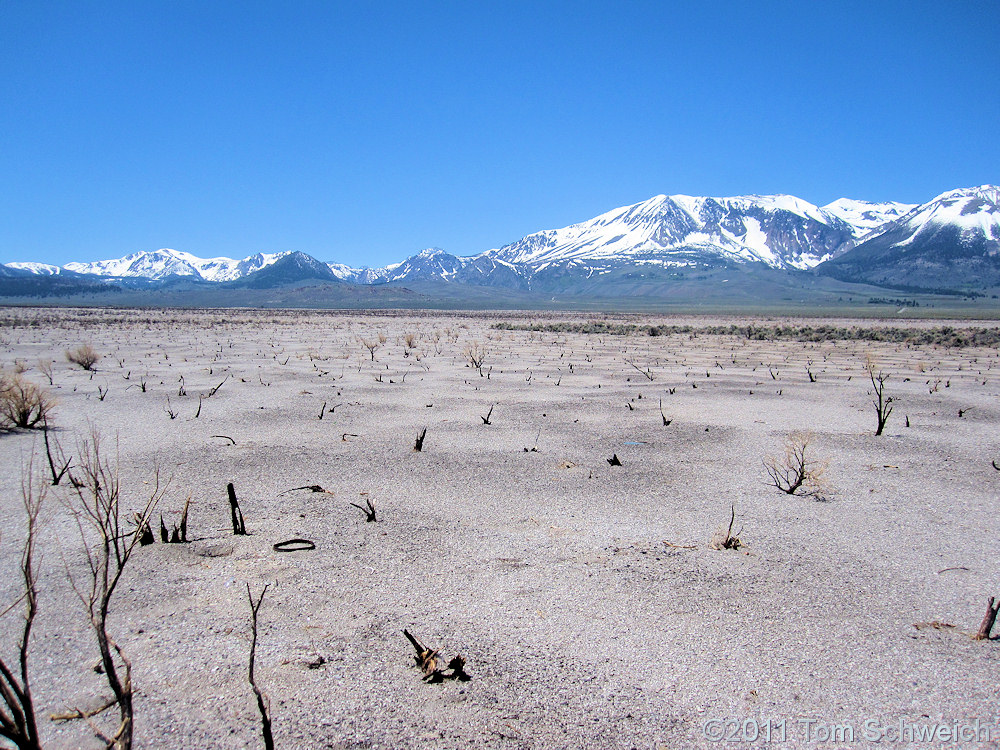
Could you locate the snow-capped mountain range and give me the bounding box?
[63,249,290,282]
[819,185,1000,289]
[5,186,998,293]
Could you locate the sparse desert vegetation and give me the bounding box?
[1,306,999,748]
[763,431,828,498]
[65,343,100,371]
[0,371,55,429]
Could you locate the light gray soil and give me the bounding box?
[1,307,998,749]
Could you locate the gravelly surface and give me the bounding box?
[1,307,999,749]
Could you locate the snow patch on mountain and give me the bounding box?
[61,248,292,281]
[879,186,1000,249]
[822,198,918,238]
[5,262,64,275]
[486,192,856,273]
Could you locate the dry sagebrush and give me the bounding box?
[764,431,828,498]
[0,372,55,429]
[65,344,101,371]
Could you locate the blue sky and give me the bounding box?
[1,1,997,268]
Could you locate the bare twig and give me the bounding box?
[349,497,377,522]
[709,504,742,550]
[0,456,45,750]
[280,485,333,496]
[50,697,116,723]
[625,359,654,381]
[62,430,166,749]
[246,584,274,750]
[43,423,72,485]
[207,375,229,397]
[659,399,671,426]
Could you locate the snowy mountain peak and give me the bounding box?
[5,262,64,275]
[818,184,1000,291]
[821,198,918,239]
[7,185,993,295]
[488,192,858,272]
[59,248,294,282]
[64,248,198,279]
[891,185,1000,240]
[928,184,1000,205]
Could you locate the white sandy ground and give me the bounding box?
[0,307,998,749]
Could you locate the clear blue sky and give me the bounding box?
[1,1,997,268]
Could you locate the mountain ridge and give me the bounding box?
[4,185,997,298]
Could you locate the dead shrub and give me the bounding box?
[62,429,166,749]
[764,431,828,498]
[360,338,380,361]
[865,357,894,436]
[0,455,46,749]
[66,344,101,371]
[37,359,54,385]
[0,372,55,429]
[464,341,487,376]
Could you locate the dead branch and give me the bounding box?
[63,430,165,749]
[211,435,236,445]
[50,696,116,723]
[280,485,333,496]
[625,359,654,381]
[349,497,377,522]
[464,342,487,376]
[158,499,190,543]
[227,483,247,535]
[481,404,494,425]
[709,504,742,550]
[414,428,427,452]
[246,584,274,750]
[0,457,45,750]
[663,541,697,550]
[207,375,229,397]
[975,596,999,640]
[659,399,671,426]
[42,423,72,485]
